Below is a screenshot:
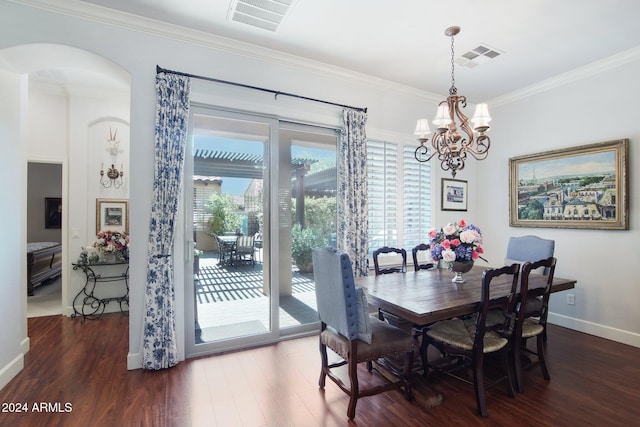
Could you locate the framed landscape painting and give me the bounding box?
[509,139,628,230]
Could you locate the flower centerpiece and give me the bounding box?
[428,219,485,283]
[93,230,129,262]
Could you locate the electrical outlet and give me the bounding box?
[567,294,575,306]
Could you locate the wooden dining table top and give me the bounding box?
[356,265,577,326]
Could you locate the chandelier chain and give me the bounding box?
[449,33,457,95]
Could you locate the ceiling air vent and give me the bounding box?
[456,44,504,68]
[227,0,296,32]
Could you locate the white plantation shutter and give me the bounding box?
[367,140,431,255]
[367,141,398,250]
[403,145,431,247]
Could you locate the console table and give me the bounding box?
[72,261,129,322]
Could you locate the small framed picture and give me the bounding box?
[96,198,129,234]
[45,197,62,229]
[441,178,468,211]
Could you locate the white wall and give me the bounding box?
[0,69,28,390]
[478,58,640,346]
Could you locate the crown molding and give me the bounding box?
[10,0,441,102]
[488,46,640,107]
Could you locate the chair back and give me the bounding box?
[505,235,554,275]
[518,257,557,321]
[372,246,407,275]
[411,243,433,271]
[474,264,520,352]
[236,235,255,254]
[312,247,359,340]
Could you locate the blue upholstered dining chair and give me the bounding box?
[505,235,555,275]
[504,235,555,342]
[312,247,415,420]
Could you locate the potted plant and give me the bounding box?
[194,247,202,275]
[291,223,327,273]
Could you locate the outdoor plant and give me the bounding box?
[291,223,327,273]
[205,193,242,235]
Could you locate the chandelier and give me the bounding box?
[414,26,491,178]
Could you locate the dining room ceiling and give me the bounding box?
[12,0,640,102]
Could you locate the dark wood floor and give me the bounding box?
[1,314,639,427]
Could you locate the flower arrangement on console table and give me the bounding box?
[429,219,486,283]
[93,230,130,262]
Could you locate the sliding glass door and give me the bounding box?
[185,108,337,357]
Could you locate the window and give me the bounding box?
[367,140,431,253]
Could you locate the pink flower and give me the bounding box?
[442,249,456,262]
[428,229,438,239]
[471,251,479,260]
[443,223,457,235]
[457,219,467,228]
[450,238,461,247]
[441,240,451,250]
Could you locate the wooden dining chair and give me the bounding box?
[421,264,520,417]
[312,247,415,420]
[411,243,434,271]
[372,246,409,326]
[511,257,557,393]
[372,246,407,275]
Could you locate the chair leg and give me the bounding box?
[513,336,525,393]
[502,349,516,398]
[472,355,488,417]
[347,355,359,420]
[318,339,328,389]
[403,350,414,401]
[537,333,551,380]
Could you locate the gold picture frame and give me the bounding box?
[509,139,628,230]
[96,198,129,234]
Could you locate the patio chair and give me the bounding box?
[235,235,255,266]
[215,235,236,266]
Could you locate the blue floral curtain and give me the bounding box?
[142,73,191,370]
[337,108,369,277]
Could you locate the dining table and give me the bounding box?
[353,264,577,409]
[357,264,576,327]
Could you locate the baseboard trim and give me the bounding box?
[127,352,142,370]
[549,313,640,348]
[21,337,30,355]
[0,353,24,391]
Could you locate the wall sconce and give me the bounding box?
[100,163,124,189]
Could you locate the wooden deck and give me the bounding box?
[194,254,319,340]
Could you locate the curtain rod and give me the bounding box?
[156,65,367,113]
